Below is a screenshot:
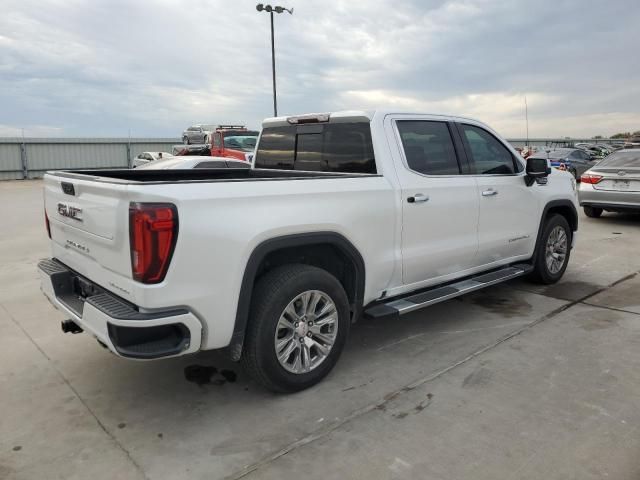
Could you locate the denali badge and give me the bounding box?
[58,203,83,221]
[66,239,90,253]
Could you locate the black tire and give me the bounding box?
[584,206,603,218]
[241,264,350,393]
[529,214,572,285]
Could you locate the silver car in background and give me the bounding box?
[182,124,216,144]
[579,149,640,217]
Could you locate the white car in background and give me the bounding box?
[131,151,173,168]
[136,156,251,170]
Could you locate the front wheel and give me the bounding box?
[529,214,572,285]
[241,264,350,393]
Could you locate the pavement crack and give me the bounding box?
[224,269,640,480]
[580,302,640,317]
[0,303,150,480]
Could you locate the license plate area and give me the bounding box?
[613,180,630,190]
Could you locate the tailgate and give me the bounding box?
[44,174,133,286]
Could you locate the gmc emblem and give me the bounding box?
[57,203,83,221]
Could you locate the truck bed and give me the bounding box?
[52,168,375,184]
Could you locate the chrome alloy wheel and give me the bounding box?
[274,290,338,374]
[545,225,568,274]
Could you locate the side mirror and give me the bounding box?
[525,157,551,186]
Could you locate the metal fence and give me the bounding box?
[0,136,625,180]
[0,137,179,180]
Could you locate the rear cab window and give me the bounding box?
[254,122,376,174]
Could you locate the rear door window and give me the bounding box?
[255,123,376,173]
[396,121,461,175]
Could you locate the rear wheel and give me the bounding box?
[584,206,603,218]
[529,214,572,285]
[241,264,350,393]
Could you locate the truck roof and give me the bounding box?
[262,110,484,127]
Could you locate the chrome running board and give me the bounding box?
[365,264,533,319]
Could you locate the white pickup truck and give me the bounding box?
[39,110,579,392]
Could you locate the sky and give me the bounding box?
[1,0,639,139]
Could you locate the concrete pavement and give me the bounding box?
[1,180,639,479]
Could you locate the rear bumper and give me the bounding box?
[579,186,640,210]
[580,202,640,212]
[38,258,202,359]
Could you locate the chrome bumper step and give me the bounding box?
[365,264,533,319]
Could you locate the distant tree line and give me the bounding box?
[606,130,640,139]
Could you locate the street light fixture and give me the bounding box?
[256,3,293,117]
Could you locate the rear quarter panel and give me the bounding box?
[126,175,397,349]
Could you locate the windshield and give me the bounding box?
[598,151,640,168]
[224,135,258,152]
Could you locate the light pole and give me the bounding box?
[256,3,293,117]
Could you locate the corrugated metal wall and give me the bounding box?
[0,143,23,180]
[0,138,179,179]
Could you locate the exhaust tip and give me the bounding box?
[61,319,83,334]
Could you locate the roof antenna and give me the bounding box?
[524,95,529,149]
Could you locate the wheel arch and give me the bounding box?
[533,199,578,258]
[227,232,366,361]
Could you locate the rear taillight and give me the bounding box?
[45,210,51,239]
[129,203,178,284]
[580,174,603,184]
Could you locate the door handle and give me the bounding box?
[482,189,498,197]
[407,193,429,203]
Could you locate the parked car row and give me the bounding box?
[527,147,596,180]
